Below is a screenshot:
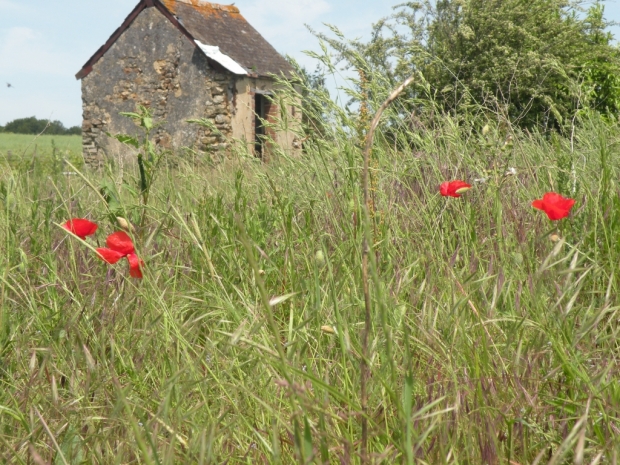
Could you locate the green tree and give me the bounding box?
[579,3,620,116]
[425,0,620,127]
[312,0,620,130]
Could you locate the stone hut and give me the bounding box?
[76,0,298,166]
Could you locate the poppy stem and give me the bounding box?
[137,153,149,229]
[360,73,416,462]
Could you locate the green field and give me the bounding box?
[1,97,619,463]
[0,133,83,171]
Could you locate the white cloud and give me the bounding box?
[0,0,21,11]
[0,27,77,76]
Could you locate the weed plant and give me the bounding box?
[1,76,620,464]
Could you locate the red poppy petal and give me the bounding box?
[531,200,544,210]
[106,231,135,255]
[439,182,450,196]
[560,198,576,210]
[451,180,471,192]
[546,204,570,221]
[63,218,98,239]
[542,192,575,207]
[96,248,125,264]
[127,253,144,279]
[542,192,563,203]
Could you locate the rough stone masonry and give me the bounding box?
[81,7,233,167]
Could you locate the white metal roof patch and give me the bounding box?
[195,40,247,75]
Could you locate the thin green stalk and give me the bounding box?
[360,74,416,462]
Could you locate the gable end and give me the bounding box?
[76,0,196,79]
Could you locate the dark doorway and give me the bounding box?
[254,93,266,158]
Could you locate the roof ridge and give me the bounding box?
[173,0,239,14]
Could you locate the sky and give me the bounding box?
[1,0,620,128]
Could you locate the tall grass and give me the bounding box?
[1,77,620,464]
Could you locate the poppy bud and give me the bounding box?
[116,217,135,233]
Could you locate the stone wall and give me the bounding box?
[81,6,233,167]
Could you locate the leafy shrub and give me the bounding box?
[313,0,620,131]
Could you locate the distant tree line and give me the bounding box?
[0,117,81,135]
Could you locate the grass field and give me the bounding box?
[0,133,83,172]
[1,94,620,464]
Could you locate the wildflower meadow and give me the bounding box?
[2,67,620,465]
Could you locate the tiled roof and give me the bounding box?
[77,0,293,79]
[161,0,293,77]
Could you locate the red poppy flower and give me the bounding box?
[96,231,143,279]
[440,180,472,198]
[532,192,575,221]
[62,218,98,240]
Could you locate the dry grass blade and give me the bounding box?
[33,408,69,465]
